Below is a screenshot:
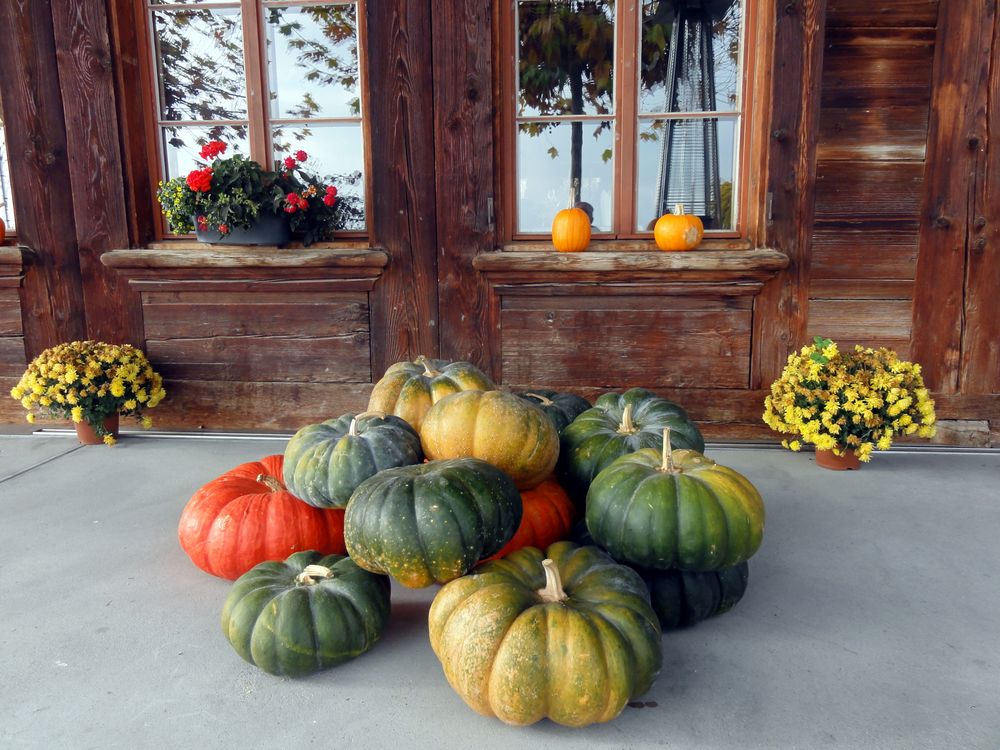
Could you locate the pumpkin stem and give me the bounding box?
[348,410,388,437]
[416,355,440,377]
[659,427,677,474]
[295,564,334,586]
[618,403,637,434]
[524,392,554,406]
[256,474,286,492]
[537,559,569,603]
[674,203,685,215]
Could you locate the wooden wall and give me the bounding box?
[0,0,997,446]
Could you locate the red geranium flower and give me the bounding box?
[323,194,337,207]
[284,205,297,214]
[199,141,227,160]
[283,156,297,170]
[325,185,338,197]
[218,224,229,234]
[186,167,213,193]
[196,215,209,231]
[297,198,310,211]
[286,192,299,203]
[295,150,308,162]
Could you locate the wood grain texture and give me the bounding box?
[810,228,918,280]
[821,28,935,108]
[0,289,23,336]
[814,161,925,220]
[365,0,440,375]
[102,246,389,269]
[808,299,912,356]
[817,106,929,161]
[50,0,143,346]
[432,0,497,375]
[826,1,938,28]
[911,0,994,392]
[752,0,827,387]
[960,5,1000,394]
[0,0,88,355]
[0,336,27,376]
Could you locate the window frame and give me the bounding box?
[497,0,769,245]
[134,0,373,240]
[0,90,15,238]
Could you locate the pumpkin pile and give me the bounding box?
[175,356,765,724]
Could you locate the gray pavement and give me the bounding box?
[1,434,998,750]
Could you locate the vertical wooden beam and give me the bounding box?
[750,0,827,387]
[911,1,992,393]
[366,0,440,376]
[0,0,88,355]
[959,3,1000,394]
[50,0,144,346]
[431,0,497,376]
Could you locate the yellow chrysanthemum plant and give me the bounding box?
[763,336,937,462]
[10,341,166,445]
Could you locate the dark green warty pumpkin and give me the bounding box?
[586,435,764,571]
[221,550,390,677]
[558,387,705,501]
[429,542,662,727]
[344,458,522,588]
[515,389,592,433]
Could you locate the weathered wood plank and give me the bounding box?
[0,0,87,355]
[911,0,994,392]
[142,299,369,339]
[752,0,827,387]
[814,161,924,220]
[0,290,23,336]
[960,3,1000,394]
[143,380,374,431]
[493,282,764,299]
[809,279,914,299]
[808,299,912,356]
[102,247,390,269]
[821,28,935,108]
[826,1,939,28]
[475,249,790,274]
[502,308,751,389]
[51,0,144,346]
[502,294,752,311]
[0,336,27,375]
[432,0,497,375]
[817,106,929,161]
[366,0,440,374]
[811,228,919,280]
[146,335,371,383]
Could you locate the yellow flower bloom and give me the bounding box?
[103,434,117,446]
[26,413,35,424]
[141,416,153,429]
[71,406,84,423]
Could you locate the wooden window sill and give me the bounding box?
[103,242,388,271]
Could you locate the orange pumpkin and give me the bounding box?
[551,207,591,252]
[484,478,577,561]
[653,203,704,251]
[178,455,346,580]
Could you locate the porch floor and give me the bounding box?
[1,433,998,750]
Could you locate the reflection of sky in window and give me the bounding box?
[162,125,250,178]
[0,118,14,230]
[265,5,361,120]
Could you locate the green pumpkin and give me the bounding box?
[641,563,749,630]
[428,542,662,727]
[344,458,522,588]
[586,435,764,571]
[368,356,496,432]
[516,389,591,433]
[559,387,705,501]
[221,550,390,677]
[283,411,422,508]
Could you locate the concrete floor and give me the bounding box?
[1,433,998,750]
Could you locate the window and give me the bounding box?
[502,0,751,239]
[141,0,368,233]
[0,92,14,233]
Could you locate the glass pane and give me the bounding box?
[635,116,737,231]
[272,123,366,231]
[265,5,361,119]
[0,102,13,232]
[152,8,247,121]
[161,124,250,179]
[640,0,742,114]
[517,120,614,233]
[517,0,616,117]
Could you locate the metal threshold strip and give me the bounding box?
[26,429,1000,456]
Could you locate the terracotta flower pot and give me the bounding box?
[75,414,120,445]
[815,448,860,471]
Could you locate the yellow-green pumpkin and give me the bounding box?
[429,542,662,727]
[586,430,765,571]
[367,356,496,432]
[420,390,559,490]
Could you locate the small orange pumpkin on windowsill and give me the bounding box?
[653,203,704,251]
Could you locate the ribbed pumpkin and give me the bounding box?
[586,430,765,571]
[177,455,346,580]
[221,551,390,677]
[429,542,662,727]
[421,390,559,490]
[516,389,591,433]
[344,458,522,588]
[551,207,591,252]
[367,355,496,432]
[283,411,422,508]
[641,562,750,630]
[653,203,704,251]
[559,387,705,501]
[484,478,577,561]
